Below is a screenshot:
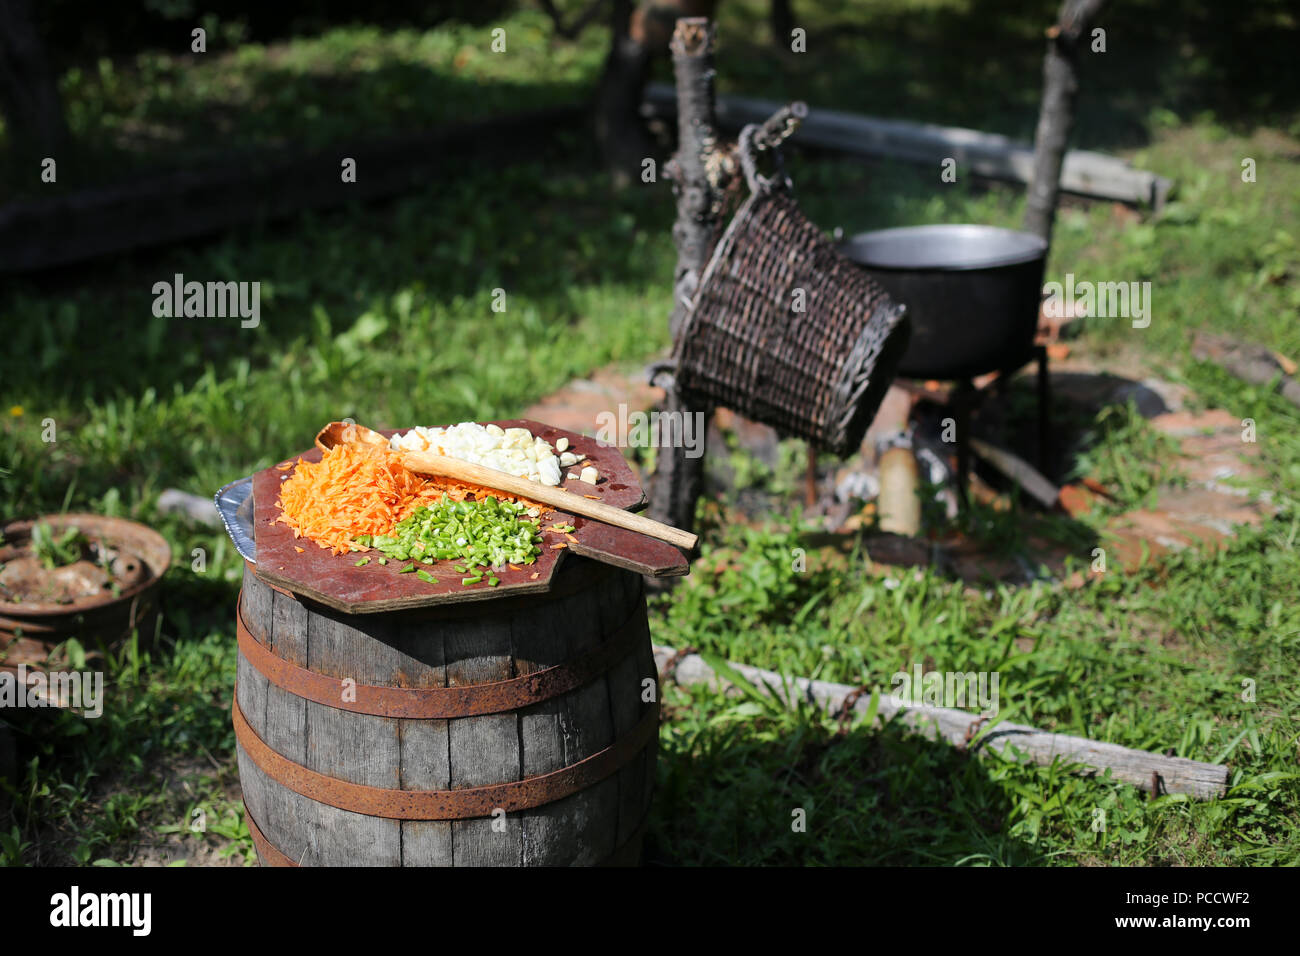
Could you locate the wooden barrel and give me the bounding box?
[233,558,658,866]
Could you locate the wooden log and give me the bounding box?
[653,645,1230,800]
[643,83,1171,210]
[156,488,221,528]
[967,438,1061,509]
[234,559,658,866]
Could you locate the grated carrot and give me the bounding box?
[275,443,532,555]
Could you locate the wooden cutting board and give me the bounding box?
[251,419,688,614]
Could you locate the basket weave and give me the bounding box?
[673,136,910,458]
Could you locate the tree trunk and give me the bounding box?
[594,0,654,183]
[1023,0,1107,245]
[0,0,68,162]
[646,17,732,552]
[595,2,718,181]
[770,0,796,49]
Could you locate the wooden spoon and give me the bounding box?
[315,421,698,552]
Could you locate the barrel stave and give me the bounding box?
[395,619,452,864]
[397,716,452,864]
[605,573,655,848]
[306,702,402,864]
[519,578,620,865]
[446,617,521,866]
[516,598,576,865]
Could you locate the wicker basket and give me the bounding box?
[673,127,910,458]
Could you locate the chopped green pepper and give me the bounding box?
[361,495,543,587]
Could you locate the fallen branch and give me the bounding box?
[653,644,1230,800]
[968,437,1060,509]
[157,489,220,528]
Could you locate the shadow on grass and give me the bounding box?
[33,0,514,67]
[0,129,666,393]
[712,0,1300,152]
[647,705,1044,866]
[0,61,594,197]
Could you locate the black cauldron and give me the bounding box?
[839,224,1048,381]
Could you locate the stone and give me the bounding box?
[1149,408,1241,437]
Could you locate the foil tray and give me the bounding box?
[214,476,256,564]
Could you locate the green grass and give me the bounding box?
[1,7,610,195]
[1,155,675,517]
[1071,401,1185,511]
[2,612,249,866]
[709,0,1300,148]
[3,0,1299,866]
[648,509,1300,864]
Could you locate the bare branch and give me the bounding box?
[537,0,610,40]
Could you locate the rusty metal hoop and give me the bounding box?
[235,588,650,719]
[233,694,659,821]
